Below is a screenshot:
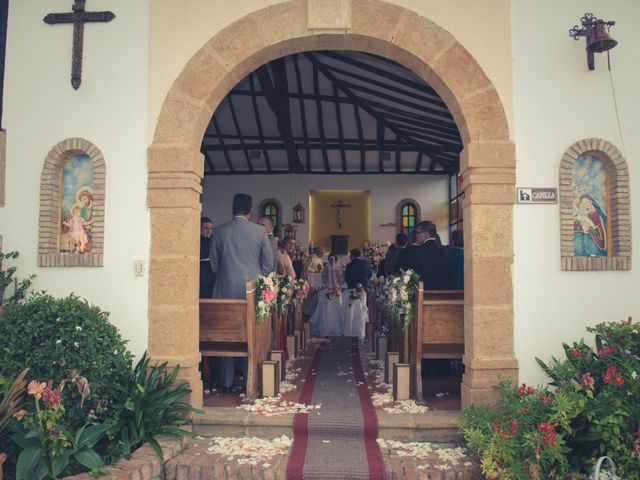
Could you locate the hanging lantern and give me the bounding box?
[292,202,305,224]
[284,223,297,239]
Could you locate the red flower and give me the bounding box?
[538,422,554,434]
[570,348,581,358]
[614,374,625,385]
[540,394,553,405]
[621,316,633,325]
[501,431,511,440]
[491,423,500,432]
[522,407,530,414]
[509,419,519,434]
[598,346,617,356]
[527,386,535,395]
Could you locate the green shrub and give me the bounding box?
[0,293,134,427]
[107,352,202,462]
[460,317,640,479]
[537,317,640,477]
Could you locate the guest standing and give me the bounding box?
[199,216,216,298]
[344,248,372,289]
[209,193,274,392]
[384,232,408,276]
[448,229,464,290]
[258,216,279,273]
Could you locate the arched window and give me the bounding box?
[559,138,631,271]
[38,138,106,267]
[396,199,421,238]
[257,198,282,236]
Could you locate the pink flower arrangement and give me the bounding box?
[324,285,341,300]
[255,272,279,323]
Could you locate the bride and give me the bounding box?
[309,254,344,336]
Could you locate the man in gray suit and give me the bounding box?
[209,193,274,392]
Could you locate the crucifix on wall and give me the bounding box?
[330,199,351,229]
[43,0,116,90]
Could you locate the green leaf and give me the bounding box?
[51,451,72,477]
[74,448,104,470]
[15,445,45,480]
[148,437,164,461]
[77,423,110,448]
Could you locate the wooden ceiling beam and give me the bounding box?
[248,74,272,171]
[227,95,253,172]
[293,54,311,172]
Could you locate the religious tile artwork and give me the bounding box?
[572,153,608,257]
[59,154,94,253]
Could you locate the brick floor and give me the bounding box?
[164,438,481,480]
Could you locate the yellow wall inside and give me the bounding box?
[309,190,370,253]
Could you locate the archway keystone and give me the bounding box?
[148,0,516,408]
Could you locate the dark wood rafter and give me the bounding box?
[306,52,457,174]
[318,51,440,98]
[202,142,455,155]
[317,61,447,110]
[333,84,347,172]
[376,120,385,173]
[200,51,462,175]
[256,61,303,173]
[211,117,234,172]
[415,151,424,172]
[311,61,330,172]
[293,54,311,172]
[248,75,272,170]
[227,95,253,171]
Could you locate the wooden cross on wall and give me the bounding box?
[43,0,115,89]
[330,199,351,229]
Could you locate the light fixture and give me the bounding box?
[569,13,617,70]
[292,201,305,224]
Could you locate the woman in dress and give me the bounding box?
[310,253,344,336]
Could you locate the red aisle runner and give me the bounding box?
[286,339,386,479]
[286,341,325,479]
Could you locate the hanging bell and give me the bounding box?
[587,23,617,53]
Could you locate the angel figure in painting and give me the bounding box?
[573,194,607,256]
[63,204,92,253]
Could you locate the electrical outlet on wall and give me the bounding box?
[134,260,145,276]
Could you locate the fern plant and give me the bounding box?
[108,352,203,461]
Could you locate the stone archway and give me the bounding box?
[148,0,516,408]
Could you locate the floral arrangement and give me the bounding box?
[461,317,640,479]
[363,242,386,272]
[293,242,309,264]
[385,269,420,329]
[324,285,342,301]
[348,283,366,307]
[276,276,295,315]
[291,279,310,308]
[255,272,279,323]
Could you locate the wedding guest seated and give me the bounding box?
[344,248,372,289]
[384,232,408,276]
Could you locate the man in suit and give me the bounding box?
[257,216,279,273]
[384,232,408,276]
[344,248,372,289]
[396,221,454,290]
[209,193,274,392]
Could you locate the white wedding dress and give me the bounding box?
[309,261,344,337]
[341,290,368,338]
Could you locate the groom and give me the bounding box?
[209,193,274,392]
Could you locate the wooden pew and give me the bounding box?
[409,283,464,400]
[199,280,272,399]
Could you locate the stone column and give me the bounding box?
[459,142,518,407]
[147,145,204,408]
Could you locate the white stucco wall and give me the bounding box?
[0,1,151,356]
[202,174,450,246]
[512,1,639,385]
